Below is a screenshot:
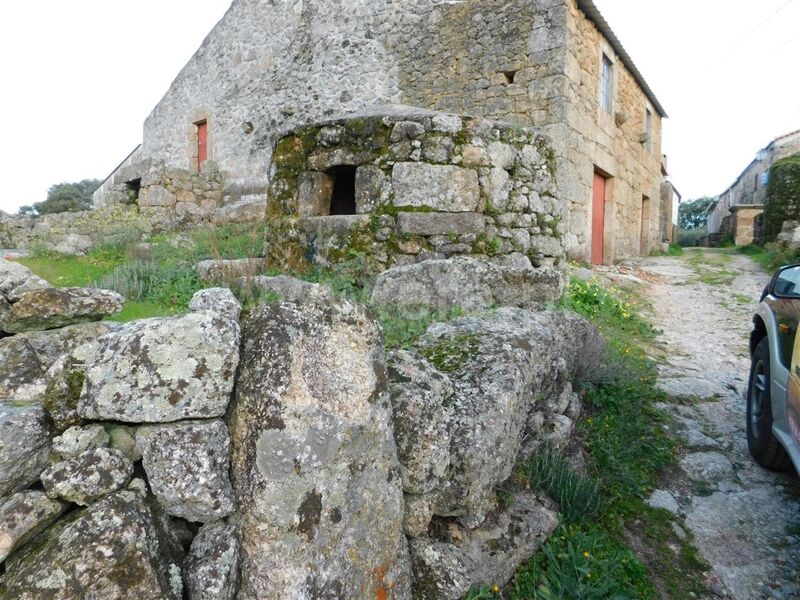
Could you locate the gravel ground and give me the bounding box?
[625,249,800,600]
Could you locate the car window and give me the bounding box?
[774,267,800,298]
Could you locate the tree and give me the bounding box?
[678,197,715,229]
[19,179,102,216]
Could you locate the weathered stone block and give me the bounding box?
[0,490,184,599]
[41,447,133,506]
[0,404,51,497]
[1,288,124,334]
[297,171,334,217]
[78,311,240,423]
[392,163,480,212]
[137,420,235,523]
[183,522,240,600]
[354,165,387,213]
[229,299,411,599]
[0,490,67,563]
[396,212,485,236]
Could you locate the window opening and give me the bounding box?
[600,55,613,113]
[326,166,357,215]
[500,70,518,84]
[125,178,141,204]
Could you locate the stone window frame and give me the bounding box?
[600,53,614,114]
[187,107,213,174]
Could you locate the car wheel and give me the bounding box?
[747,338,791,470]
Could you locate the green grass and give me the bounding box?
[666,243,684,256]
[737,243,800,272]
[14,223,267,322]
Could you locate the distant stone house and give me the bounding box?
[707,129,800,246]
[95,0,666,265]
[659,157,681,245]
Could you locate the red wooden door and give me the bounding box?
[197,121,208,171]
[592,173,606,265]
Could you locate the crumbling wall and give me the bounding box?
[263,108,566,274]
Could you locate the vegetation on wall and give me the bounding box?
[763,153,800,242]
[18,179,102,216]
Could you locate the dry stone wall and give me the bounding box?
[263,108,566,275]
[0,256,598,598]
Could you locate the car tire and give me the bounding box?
[747,338,792,470]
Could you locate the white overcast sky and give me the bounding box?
[1,1,799,213]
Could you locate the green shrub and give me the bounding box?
[95,261,202,309]
[523,446,602,524]
[764,153,800,242]
[561,278,654,340]
[676,227,707,247]
[666,243,683,256]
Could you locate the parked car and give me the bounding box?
[748,264,800,471]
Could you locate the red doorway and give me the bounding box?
[592,172,607,265]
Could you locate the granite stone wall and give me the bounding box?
[262,108,566,274]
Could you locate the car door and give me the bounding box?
[786,329,800,446]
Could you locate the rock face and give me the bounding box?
[51,424,109,460]
[78,310,240,423]
[41,447,133,506]
[0,490,67,563]
[0,404,51,497]
[137,420,235,522]
[371,256,563,312]
[410,493,558,599]
[387,350,453,496]
[0,337,43,398]
[392,309,593,528]
[183,522,240,600]
[196,259,265,284]
[0,490,184,600]
[1,288,124,333]
[229,298,412,599]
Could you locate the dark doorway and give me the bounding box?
[125,178,142,204]
[327,165,357,215]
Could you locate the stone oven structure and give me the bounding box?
[95,0,666,264]
[263,108,565,274]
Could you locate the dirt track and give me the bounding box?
[630,249,800,600]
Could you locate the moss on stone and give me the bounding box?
[420,333,480,373]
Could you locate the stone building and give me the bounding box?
[95,0,666,264]
[707,129,800,246]
[659,157,682,245]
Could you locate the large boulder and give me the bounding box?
[229,299,412,599]
[0,404,51,498]
[1,288,124,334]
[40,447,133,506]
[0,490,67,563]
[0,489,184,599]
[183,521,240,600]
[371,256,563,312]
[0,258,51,303]
[137,420,235,523]
[78,301,240,423]
[391,308,594,528]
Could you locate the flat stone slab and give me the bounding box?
[396,212,485,236]
[1,288,124,333]
[0,490,67,563]
[392,163,480,212]
[371,256,562,312]
[680,451,735,483]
